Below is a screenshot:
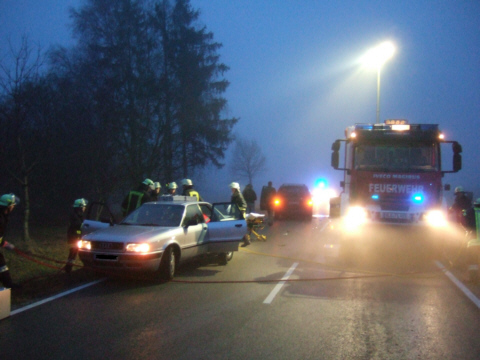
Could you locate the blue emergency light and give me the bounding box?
[412,193,424,203]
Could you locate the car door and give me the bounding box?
[179,204,208,260]
[81,201,117,235]
[204,202,246,253]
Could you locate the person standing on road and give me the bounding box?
[242,184,257,214]
[261,181,276,225]
[65,198,88,273]
[449,186,472,224]
[229,182,250,247]
[121,178,155,217]
[181,179,203,201]
[0,193,20,289]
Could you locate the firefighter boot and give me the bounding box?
[241,234,251,247]
[0,270,21,289]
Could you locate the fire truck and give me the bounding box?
[330,120,462,231]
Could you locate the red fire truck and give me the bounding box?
[330,120,462,231]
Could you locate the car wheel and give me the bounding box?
[159,246,176,281]
[218,251,233,265]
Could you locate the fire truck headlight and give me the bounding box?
[126,243,150,253]
[344,206,368,230]
[78,240,91,250]
[424,210,447,228]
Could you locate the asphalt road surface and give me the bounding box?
[1,217,480,360]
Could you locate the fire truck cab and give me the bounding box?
[330,120,462,230]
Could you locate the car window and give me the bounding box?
[122,204,184,227]
[182,204,205,226]
[199,204,212,223]
[211,203,242,221]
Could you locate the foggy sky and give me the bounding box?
[1,0,479,203]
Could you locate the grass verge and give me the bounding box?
[3,226,97,310]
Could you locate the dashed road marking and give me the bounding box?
[263,262,298,304]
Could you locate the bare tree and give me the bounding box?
[229,137,266,185]
[0,36,46,243]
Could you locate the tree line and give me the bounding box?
[0,0,237,237]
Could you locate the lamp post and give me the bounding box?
[361,41,395,123]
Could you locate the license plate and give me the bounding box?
[381,212,408,220]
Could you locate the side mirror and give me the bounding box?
[331,151,339,169]
[452,141,462,154]
[331,140,341,151]
[453,153,462,172]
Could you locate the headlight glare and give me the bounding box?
[424,210,447,227]
[78,240,91,250]
[344,206,368,230]
[126,243,150,253]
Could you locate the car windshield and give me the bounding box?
[279,187,308,196]
[121,204,185,227]
[354,143,438,172]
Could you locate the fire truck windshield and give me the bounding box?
[354,143,438,172]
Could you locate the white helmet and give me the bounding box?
[454,186,464,194]
[182,179,193,186]
[168,182,178,190]
[229,182,240,190]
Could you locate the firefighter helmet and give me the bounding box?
[154,182,161,189]
[0,194,18,207]
[229,182,240,190]
[73,198,88,208]
[454,186,464,194]
[168,182,178,190]
[475,198,480,206]
[143,178,154,186]
[181,179,193,186]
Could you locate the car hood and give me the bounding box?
[83,225,179,243]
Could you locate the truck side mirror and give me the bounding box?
[331,140,341,151]
[453,153,462,172]
[331,151,339,169]
[452,142,462,154]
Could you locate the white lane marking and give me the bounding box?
[10,278,106,316]
[435,261,480,309]
[263,262,298,305]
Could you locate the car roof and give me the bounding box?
[146,195,208,206]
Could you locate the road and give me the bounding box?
[1,217,480,360]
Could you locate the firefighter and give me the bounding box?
[181,179,203,201]
[166,182,178,195]
[0,193,20,289]
[121,178,155,217]
[65,198,87,273]
[462,198,480,282]
[449,186,472,224]
[242,183,257,214]
[229,182,250,246]
[150,182,162,201]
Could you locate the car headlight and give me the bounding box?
[77,240,91,250]
[424,210,447,228]
[126,243,150,253]
[344,206,368,229]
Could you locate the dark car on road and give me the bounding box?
[272,184,313,220]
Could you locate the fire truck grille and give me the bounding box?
[380,204,409,212]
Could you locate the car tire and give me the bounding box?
[218,251,233,265]
[159,246,176,281]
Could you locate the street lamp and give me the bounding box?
[361,41,395,123]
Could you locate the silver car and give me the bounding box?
[77,196,246,280]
